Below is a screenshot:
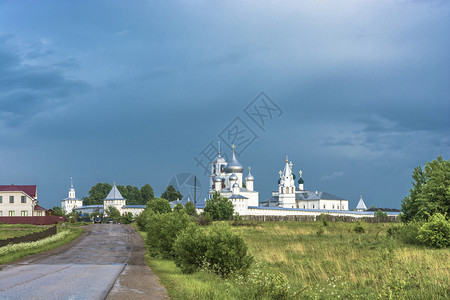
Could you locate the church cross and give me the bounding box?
[232,144,236,155]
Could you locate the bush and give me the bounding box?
[204,192,234,220]
[184,201,197,216]
[173,223,253,277]
[197,212,213,226]
[417,213,449,248]
[387,222,420,245]
[320,214,329,227]
[173,203,184,212]
[146,211,194,258]
[374,209,388,221]
[173,224,209,274]
[122,212,133,224]
[147,198,172,214]
[135,208,154,231]
[353,220,366,233]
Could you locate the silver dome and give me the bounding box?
[229,173,238,181]
[224,152,243,173]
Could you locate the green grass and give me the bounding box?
[139,221,450,299]
[0,224,49,240]
[0,224,84,264]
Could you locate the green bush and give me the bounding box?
[173,223,253,277]
[147,198,172,214]
[374,209,388,221]
[204,192,234,220]
[135,208,154,231]
[387,222,420,245]
[417,213,449,248]
[197,212,213,226]
[146,211,194,258]
[184,201,197,216]
[173,224,209,274]
[353,220,366,233]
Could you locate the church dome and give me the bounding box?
[211,155,226,164]
[213,176,222,182]
[232,182,239,188]
[298,177,304,184]
[224,152,243,173]
[246,173,254,181]
[229,173,238,181]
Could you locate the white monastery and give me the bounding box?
[70,182,145,216]
[64,145,397,219]
[205,145,396,218]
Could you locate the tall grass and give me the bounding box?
[0,226,83,264]
[0,224,48,240]
[139,222,449,299]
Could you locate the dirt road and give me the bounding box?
[0,224,168,299]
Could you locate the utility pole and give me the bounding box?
[194,176,197,207]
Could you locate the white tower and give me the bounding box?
[61,177,83,214]
[356,195,367,211]
[210,141,227,191]
[245,167,254,191]
[278,157,296,208]
[298,170,304,191]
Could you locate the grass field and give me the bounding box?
[0,224,49,240]
[0,224,84,264]
[141,221,449,299]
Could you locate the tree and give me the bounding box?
[141,184,155,204]
[84,183,112,205]
[147,198,172,214]
[173,203,184,212]
[401,156,450,222]
[105,206,121,221]
[51,206,65,216]
[161,185,183,202]
[204,192,234,221]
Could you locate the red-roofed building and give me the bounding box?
[0,185,46,217]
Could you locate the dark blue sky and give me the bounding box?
[1,0,449,209]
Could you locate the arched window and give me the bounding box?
[286,187,289,193]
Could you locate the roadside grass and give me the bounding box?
[0,224,49,240]
[0,224,84,264]
[139,222,449,299]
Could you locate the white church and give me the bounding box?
[206,145,396,218]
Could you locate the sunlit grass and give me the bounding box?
[139,221,449,299]
[0,226,84,264]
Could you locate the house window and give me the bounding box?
[303,205,305,209]
[332,205,335,209]
[9,196,14,203]
[0,211,2,216]
[21,211,28,216]
[9,211,15,216]
[313,205,315,209]
[0,196,2,203]
[323,205,326,209]
[21,196,26,203]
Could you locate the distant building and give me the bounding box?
[73,182,145,217]
[0,184,46,216]
[61,178,83,214]
[201,144,397,219]
[262,158,348,211]
[356,195,367,211]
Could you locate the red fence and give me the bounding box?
[0,216,67,225]
[0,225,57,247]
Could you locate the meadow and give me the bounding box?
[142,221,449,299]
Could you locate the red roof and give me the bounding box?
[34,205,47,211]
[0,185,37,198]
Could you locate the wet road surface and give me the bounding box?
[0,224,167,300]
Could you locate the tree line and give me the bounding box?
[82,183,182,206]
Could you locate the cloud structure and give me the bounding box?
[0,0,449,210]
